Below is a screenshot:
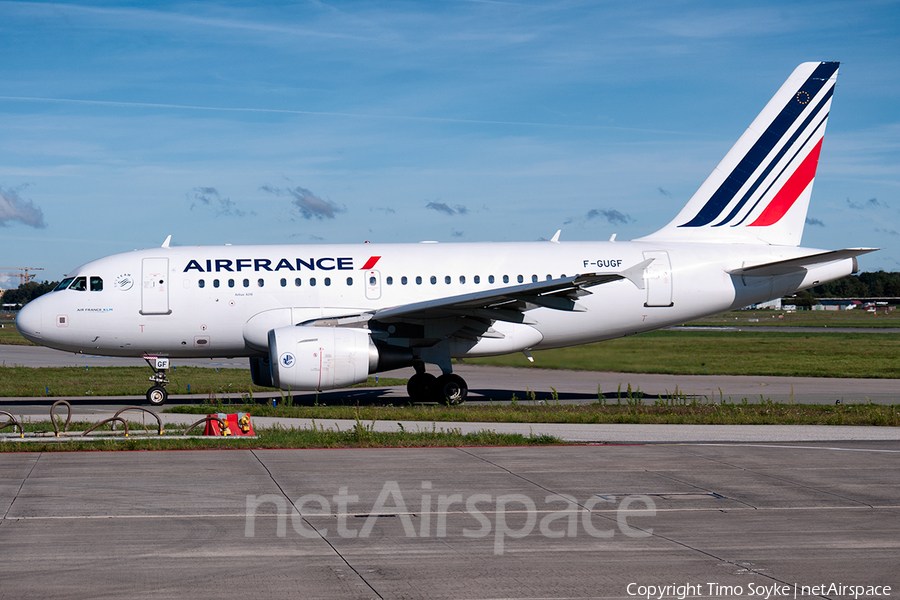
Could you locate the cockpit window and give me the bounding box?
[54,278,75,291]
[69,277,87,291]
[90,277,103,292]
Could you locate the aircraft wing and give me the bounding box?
[369,258,653,324]
[296,258,652,330]
[728,248,878,277]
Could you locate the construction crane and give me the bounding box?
[0,267,45,287]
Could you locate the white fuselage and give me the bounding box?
[16,240,853,361]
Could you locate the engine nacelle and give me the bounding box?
[268,326,378,391]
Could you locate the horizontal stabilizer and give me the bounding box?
[728,248,877,277]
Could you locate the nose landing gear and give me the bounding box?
[143,355,170,406]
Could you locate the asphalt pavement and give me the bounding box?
[1,443,897,599]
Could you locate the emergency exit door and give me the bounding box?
[643,251,673,307]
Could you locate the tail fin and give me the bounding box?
[639,62,839,246]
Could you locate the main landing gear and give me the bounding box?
[406,363,468,405]
[144,355,170,407]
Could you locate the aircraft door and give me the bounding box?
[643,251,673,307]
[141,258,171,315]
[365,270,382,300]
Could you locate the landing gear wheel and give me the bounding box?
[147,386,168,406]
[407,373,437,403]
[434,374,467,406]
[143,356,171,407]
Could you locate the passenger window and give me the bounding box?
[324,277,331,286]
[243,279,250,288]
[310,278,316,287]
[546,274,552,281]
[502,275,509,284]
[347,277,353,286]
[70,277,87,291]
[257,279,264,288]
[474,275,480,284]
[54,278,75,291]
[531,275,538,283]
[90,277,103,291]
[517,275,524,283]
[444,276,451,284]
[430,276,437,285]
[295,278,302,287]
[416,276,422,285]
[459,276,465,284]
[280,278,287,287]
[489,275,495,284]
[386,276,393,285]
[228,279,235,288]
[199,279,205,289]
[214,279,220,288]
[401,276,408,285]
[369,276,377,285]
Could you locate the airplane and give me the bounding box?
[15,61,875,406]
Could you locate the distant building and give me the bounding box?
[814,299,862,311]
[745,298,782,310]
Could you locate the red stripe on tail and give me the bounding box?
[748,139,823,227]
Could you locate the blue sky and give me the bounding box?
[1,0,898,285]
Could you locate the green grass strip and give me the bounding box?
[464,330,900,378]
[168,401,900,427]
[0,420,560,452]
[0,366,403,397]
[686,309,900,328]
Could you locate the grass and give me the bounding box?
[0,366,268,397]
[0,419,561,452]
[0,366,405,398]
[4,400,895,453]
[463,330,900,378]
[0,320,31,346]
[167,400,900,427]
[684,308,900,328]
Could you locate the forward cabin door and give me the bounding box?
[141,257,171,315]
[643,251,673,307]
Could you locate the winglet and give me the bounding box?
[161,235,172,249]
[550,230,561,243]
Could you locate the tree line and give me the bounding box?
[807,271,900,298]
[1,281,59,308]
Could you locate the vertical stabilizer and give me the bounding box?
[638,62,839,246]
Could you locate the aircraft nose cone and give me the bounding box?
[15,301,42,343]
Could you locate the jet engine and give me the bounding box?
[268,326,376,390]
[266,325,414,391]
